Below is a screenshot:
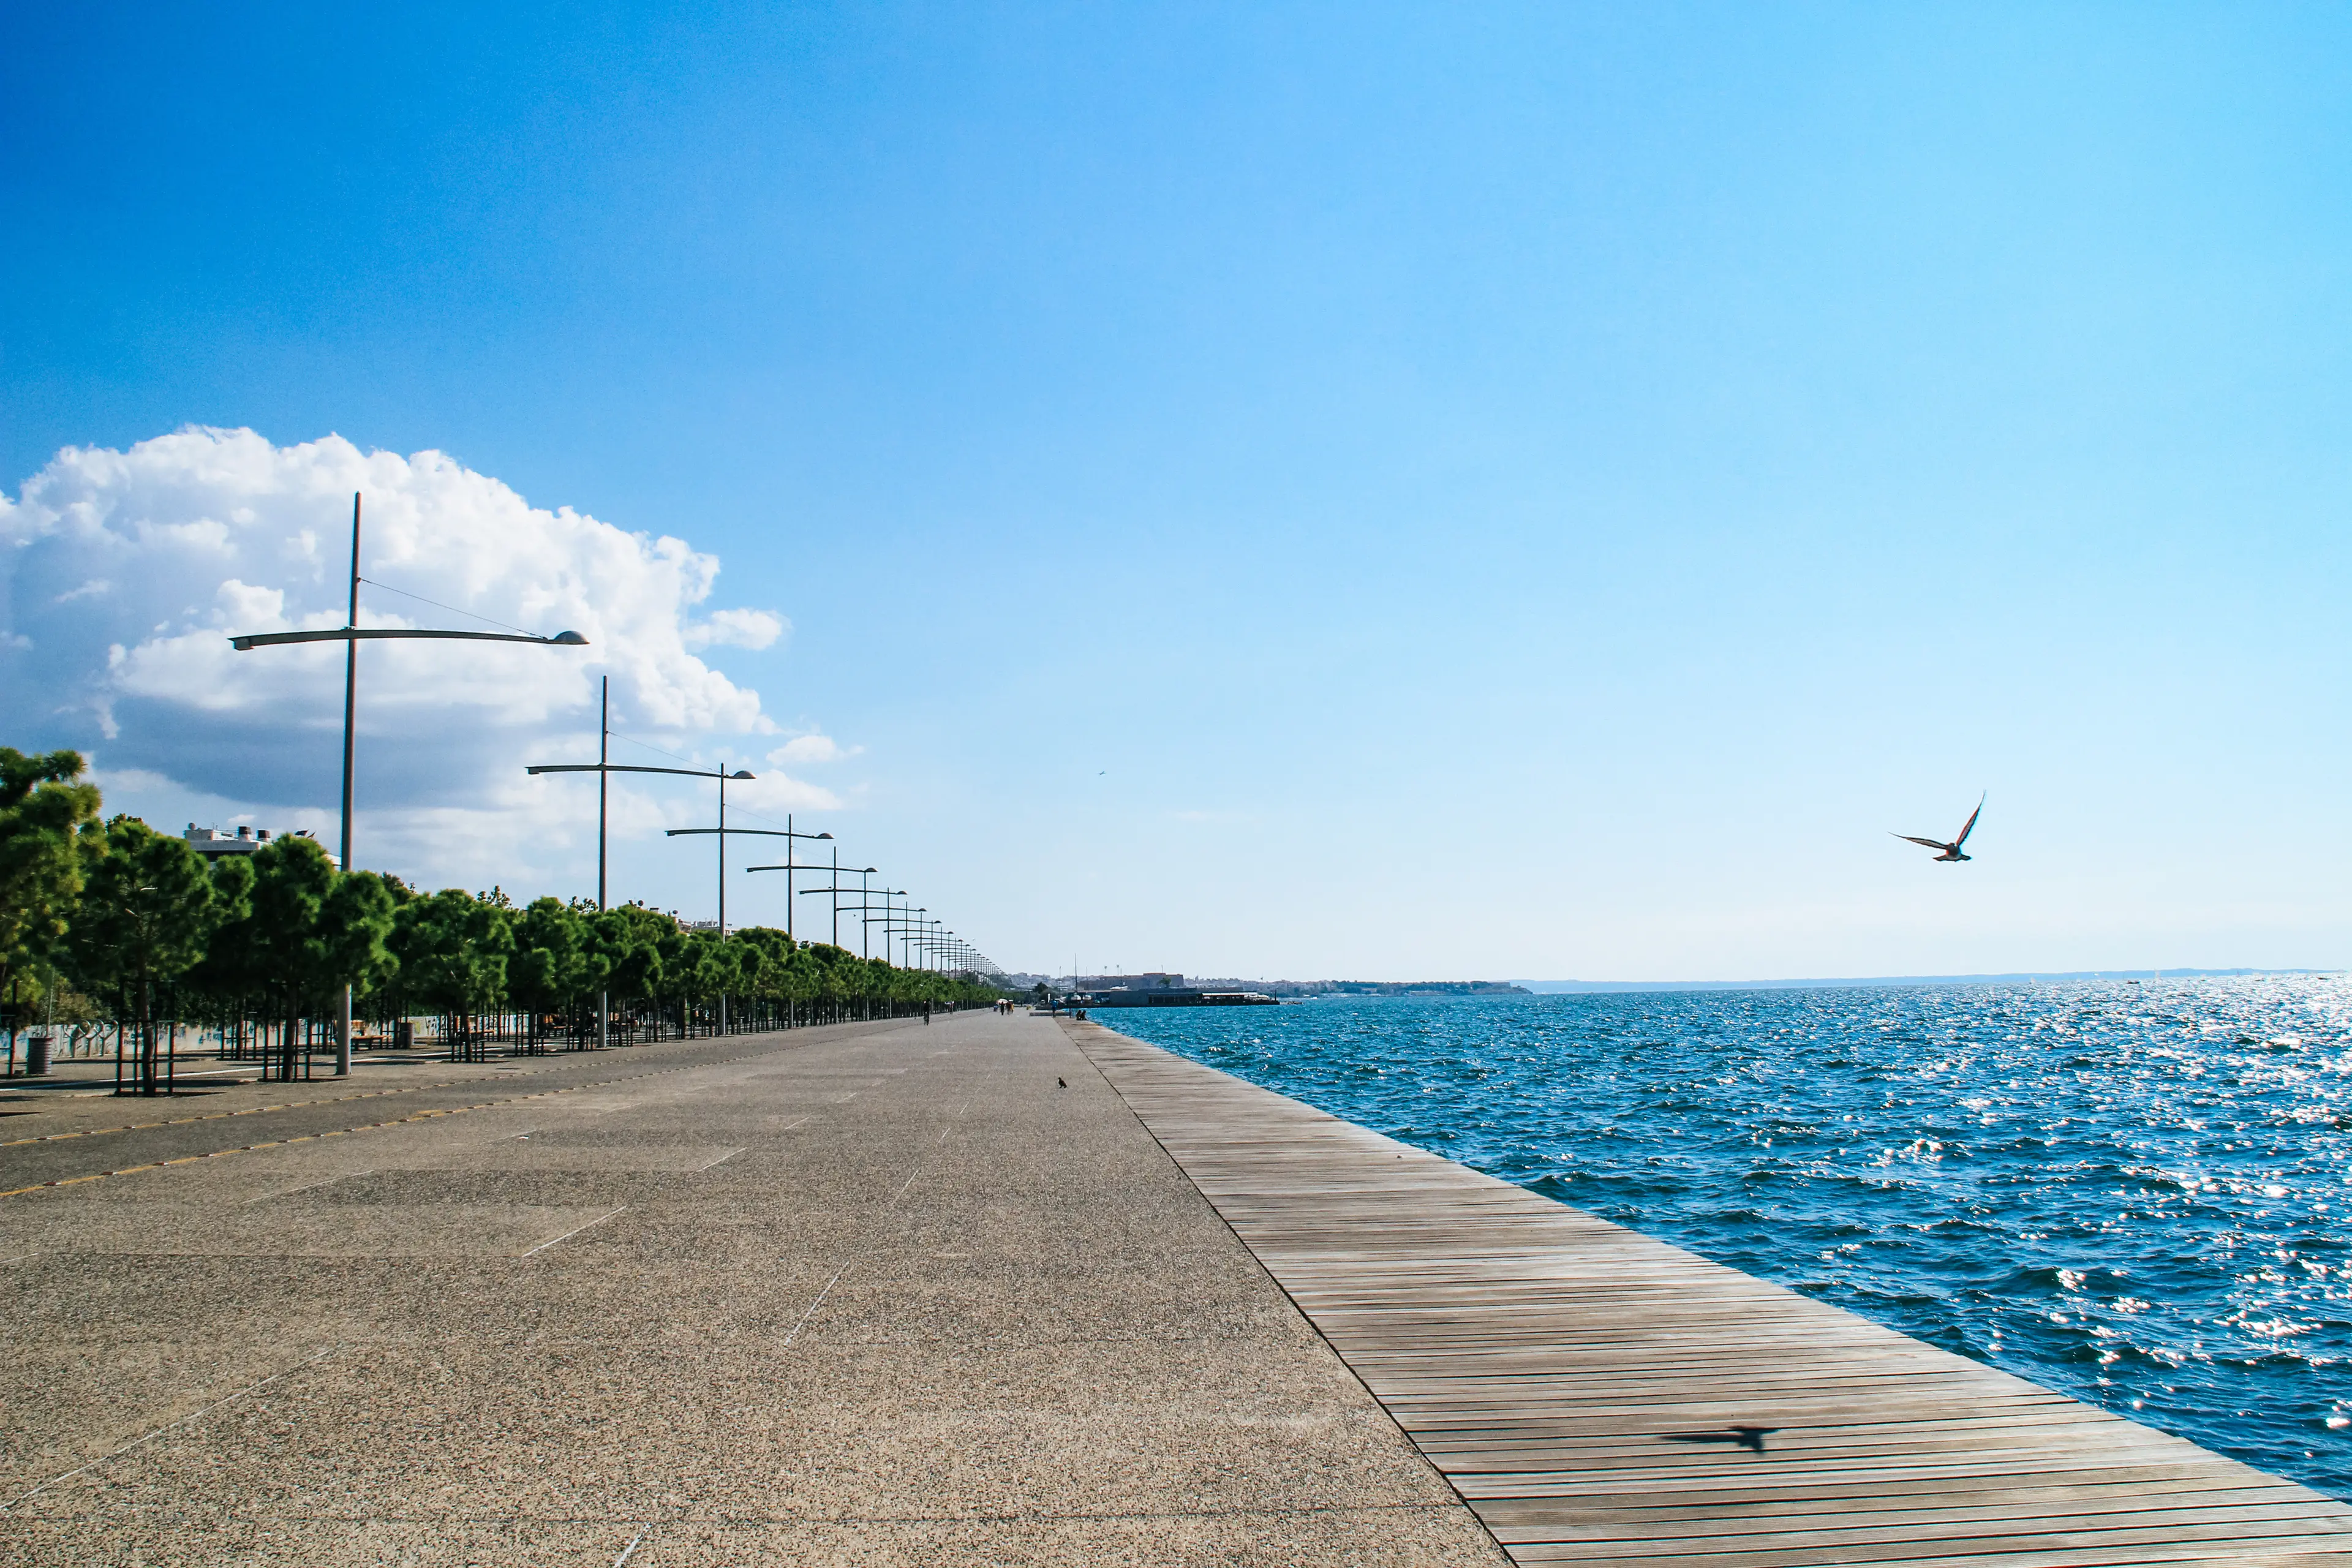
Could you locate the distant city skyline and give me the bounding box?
[6,5,2350,978]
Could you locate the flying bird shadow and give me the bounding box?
[1664,1426,1781,1452]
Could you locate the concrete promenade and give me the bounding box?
[0,1009,1504,1566]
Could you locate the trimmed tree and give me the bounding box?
[0,748,104,1060]
[66,816,222,1092]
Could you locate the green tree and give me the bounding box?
[674,928,728,1036]
[66,815,222,1091]
[245,835,335,1076]
[592,905,671,1041]
[217,835,398,1077]
[321,869,399,1022]
[0,748,104,1032]
[183,854,260,1054]
[510,896,586,1049]
[390,888,513,1057]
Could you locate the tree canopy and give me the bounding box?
[0,750,1008,1055]
[0,748,104,1006]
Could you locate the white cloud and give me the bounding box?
[768,733,860,765]
[0,426,815,890]
[736,771,843,812]
[684,606,787,650]
[88,765,179,793]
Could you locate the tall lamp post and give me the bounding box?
[524,751,753,1044]
[797,872,879,949]
[870,894,927,967]
[897,908,931,968]
[654,767,764,940]
[679,824,832,938]
[790,843,873,947]
[232,491,589,1078]
[865,888,908,965]
[730,815,832,939]
[845,894,908,956]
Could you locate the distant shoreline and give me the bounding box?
[1512,967,2336,995]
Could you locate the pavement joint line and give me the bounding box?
[612,1527,651,1566]
[777,1262,853,1349]
[0,1040,812,1202]
[777,1095,972,1352]
[0,1343,341,1513]
[520,1204,627,1257]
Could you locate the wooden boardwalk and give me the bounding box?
[1070,1020,2352,1567]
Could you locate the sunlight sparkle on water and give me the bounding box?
[1110,976,2352,1497]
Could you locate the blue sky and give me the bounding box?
[5,3,2350,979]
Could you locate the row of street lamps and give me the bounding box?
[232,493,587,1075]
[229,492,994,1072]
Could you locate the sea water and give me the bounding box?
[1104,976,2352,1496]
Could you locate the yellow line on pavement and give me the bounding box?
[0,1044,796,1202]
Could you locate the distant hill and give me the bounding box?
[1194,978,1532,998]
[1513,968,2333,995]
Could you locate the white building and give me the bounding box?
[183,824,339,869]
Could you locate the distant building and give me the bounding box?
[183,824,339,869]
[1068,972,1275,1008]
[1073,972,1188,992]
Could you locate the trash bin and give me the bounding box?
[394,1020,415,1050]
[26,1035,51,1076]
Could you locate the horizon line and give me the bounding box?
[1508,967,2337,994]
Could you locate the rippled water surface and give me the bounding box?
[1105,978,2352,1495]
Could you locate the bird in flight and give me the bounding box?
[1894,794,1984,862]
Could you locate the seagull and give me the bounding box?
[1893,794,1984,863]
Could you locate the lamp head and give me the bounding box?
[728,769,756,780]
[816,831,833,839]
[549,630,590,646]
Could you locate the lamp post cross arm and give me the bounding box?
[665,827,827,839]
[527,763,731,779]
[235,628,587,650]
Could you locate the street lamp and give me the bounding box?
[524,748,756,1044]
[798,869,880,948]
[232,491,589,1077]
[868,894,929,967]
[845,894,909,952]
[706,819,834,939]
[898,907,928,967]
[741,856,835,941]
[653,772,760,937]
[526,758,755,931]
[861,887,908,964]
